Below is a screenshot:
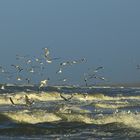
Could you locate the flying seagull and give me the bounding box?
[60,58,86,67]
[11,64,23,73]
[60,93,74,101]
[56,68,63,74]
[9,97,15,105]
[25,95,34,106]
[39,79,48,88]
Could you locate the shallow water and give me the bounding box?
[0,85,140,139]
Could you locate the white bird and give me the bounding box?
[29,68,34,73]
[98,77,106,81]
[0,85,5,90]
[16,77,22,81]
[26,59,32,64]
[44,48,50,57]
[43,48,53,63]
[46,58,52,63]
[60,62,68,66]
[39,79,48,88]
[62,79,67,82]
[56,68,63,74]
[35,58,39,62]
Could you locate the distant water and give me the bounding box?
[0,85,140,140]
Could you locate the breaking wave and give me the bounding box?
[0,85,140,139]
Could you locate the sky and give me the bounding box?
[0,0,140,85]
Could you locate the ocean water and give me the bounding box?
[0,85,140,140]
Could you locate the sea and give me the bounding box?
[0,85,140,140]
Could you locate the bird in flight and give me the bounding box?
[60,93,74,101]
[11,64,23,73]
[39,79,48,88]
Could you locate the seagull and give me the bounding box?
[44,57,60,64]
[39,79,48,88]
[35,58,40,62]
[11,64,23,73]
[93,66,104,73]
[88,66,104,73]
[60,93,74,101]
[42,48,53,63]
[25,95,34,106]
[0,85,5,90]
[45,58,52,63]
[60,58,86,67]
[60,62,68,66]
[88,74,106,81]
[9,97,15,105]
[28,68,35,73]
[98,76,106,81]
[16,77,22,81]
[72,58,87,64]
[56,68,63,74]
[95,66,104,71]
[44,48,50,57]
[26,59,32,64]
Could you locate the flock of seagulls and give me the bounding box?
[0,47,110,105]
[0,48,140,106]
[0,47,107,88]
[9,95,34,106]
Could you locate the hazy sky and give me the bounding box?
[0,0,140,85]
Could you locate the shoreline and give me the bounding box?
[1,83,140,88]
